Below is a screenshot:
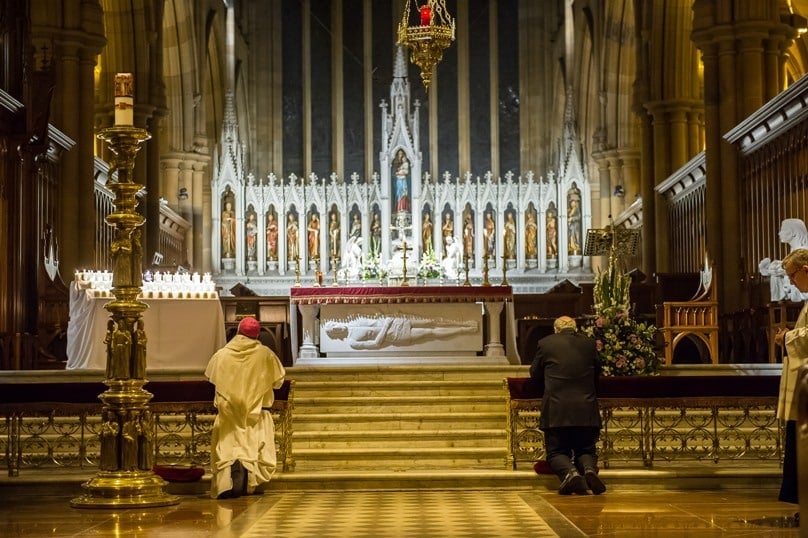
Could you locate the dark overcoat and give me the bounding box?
[529,329,601,430]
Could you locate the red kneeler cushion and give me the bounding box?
[153,465,205,482]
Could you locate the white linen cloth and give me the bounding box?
[65,282,226,370]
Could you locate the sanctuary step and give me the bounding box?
[286,364,527,471]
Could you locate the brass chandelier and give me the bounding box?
[397,0,456,90]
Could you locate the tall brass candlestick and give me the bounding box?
[501,254,510,286]
[71,123,178,509]
[462,254,471,287]
[482,252,491,287]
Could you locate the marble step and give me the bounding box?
[293,428,506,449]
[290,446,508,471]
[294,411,507,431]
[292,395,506,414]
[291,379,505,397]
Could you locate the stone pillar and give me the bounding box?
[298,304,320,359]
[483,301,505,357]
[692,0,798,312]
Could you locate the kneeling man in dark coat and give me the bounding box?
[530,315,605,495]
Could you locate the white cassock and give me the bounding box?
[205,334,286,498]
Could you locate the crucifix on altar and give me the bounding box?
[392,216,413,286]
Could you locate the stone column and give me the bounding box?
[483,301,505,357]
[298,303,320,358]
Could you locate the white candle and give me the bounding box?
[114,73,134,126]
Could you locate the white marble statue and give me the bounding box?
[342,236,363,282]
[322,315,478,350]
[759,218,808,302]
[442,236,462,281]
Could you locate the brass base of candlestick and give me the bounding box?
[71,471,180,508]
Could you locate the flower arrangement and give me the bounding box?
[582,252,661,376]
[417,247,441,279]
[360,252,387,281]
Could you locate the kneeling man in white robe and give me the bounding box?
[205,316,286,499]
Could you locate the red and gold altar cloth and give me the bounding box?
[290,285,513,305]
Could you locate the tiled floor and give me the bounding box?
[0,486,799,537]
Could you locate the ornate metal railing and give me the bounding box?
[1,389,294,477]
[505,378,781,469]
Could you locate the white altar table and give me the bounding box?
[66,283,226,370]
[289,285,520,365]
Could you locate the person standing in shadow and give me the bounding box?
[529,315,606,495]
[206,316,286,499]
[775,248,808,526]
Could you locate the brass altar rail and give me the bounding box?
[0,383,295,477]
[505,381,781,469]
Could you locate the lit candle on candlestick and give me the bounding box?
[114,73,134,126]
[420,3,431,25]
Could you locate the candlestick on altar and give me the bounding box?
[294,254,301,287]
[501,254,510,286]
[482,252,491,286]
[313,258,322,287]
[462,253,471,287]
[113,73,134,126]
[331,255,339,286]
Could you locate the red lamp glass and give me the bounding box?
[420,4,431,25]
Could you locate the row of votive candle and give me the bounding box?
[74,270,217,299]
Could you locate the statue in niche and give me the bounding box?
[393,149,411,213]
[463,212,474,259]
[525,211,538,259]
[370,210,382,255]
[422,212,434,253]
[349,212,361,243]
[137,410,154,470]
[130,228,143,286]
[104,319,115,379]
[504,211,517,260]
[221,200,236,258]
[286,212,299,261]
[121,410,138,471]
[110,319,132,379]
[760,218,808,302]
[307,212,320,260]
[132,318,147,378]
[99,409,120,471]
[323,315,478,350]
[245,213,258,261]
[546,209,558,259]
[266,211,279,261]
[441,212,454,258]
[567,194,582,256]
[110,228,132,288]
[329,211,341,261]
[483,211,496,259]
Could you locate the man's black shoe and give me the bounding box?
[584,468,606,495]
[558,469,587,495]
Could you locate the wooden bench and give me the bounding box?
[0,379,294,476]
[505,375,780,469]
